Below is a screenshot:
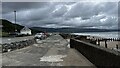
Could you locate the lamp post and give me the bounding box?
[14,10,17,32]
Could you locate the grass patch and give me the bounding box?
[0,31,9,37]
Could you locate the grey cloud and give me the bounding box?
[64,2,99,18]
[64,2,118,18]
[2,2,50,14]
[2,2,119,29]
[52,5,67,17]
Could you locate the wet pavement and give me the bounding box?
[2,34,95,66]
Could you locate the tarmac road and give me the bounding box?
[2,34,95,67]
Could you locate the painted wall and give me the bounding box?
[20,30,31,35]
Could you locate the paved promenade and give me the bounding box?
[2,35,95,66]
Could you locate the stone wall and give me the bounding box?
[70,39,120,67]
[1,39,36,53]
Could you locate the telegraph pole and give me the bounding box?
[14,10,17,32]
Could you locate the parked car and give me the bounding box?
[35,33,46,39]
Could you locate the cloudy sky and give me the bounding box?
[2,1,119,29]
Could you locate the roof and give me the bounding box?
[21,26,31,31]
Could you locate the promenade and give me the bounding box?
[2,34,95,66]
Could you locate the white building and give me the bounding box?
[20,26,32,35]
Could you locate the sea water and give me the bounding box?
[72,31,120,38]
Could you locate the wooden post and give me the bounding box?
[98,39,100,46]
[116,44,118,49]
[105,40,107,48]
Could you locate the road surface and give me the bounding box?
[2,35,95,67]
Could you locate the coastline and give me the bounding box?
[60,32,120,52]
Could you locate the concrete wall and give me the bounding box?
[70,39,120,67]
[2,38,36,53]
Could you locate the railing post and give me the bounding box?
[105,40,107,48]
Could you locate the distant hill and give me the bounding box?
[1,19,24,33]
[1,19,119,34]
[1,19,39,34]
[31,27,120,33]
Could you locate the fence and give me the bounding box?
[74,35,120,49]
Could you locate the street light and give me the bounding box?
[14,10,17,32]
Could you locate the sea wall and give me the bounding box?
[70,39,120,67]
[1,38,36,53]
[59,33,79,39]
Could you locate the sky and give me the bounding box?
[2,1,119,29]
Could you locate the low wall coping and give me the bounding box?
[71,38,120,56]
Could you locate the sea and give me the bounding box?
[72,31,120,38]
